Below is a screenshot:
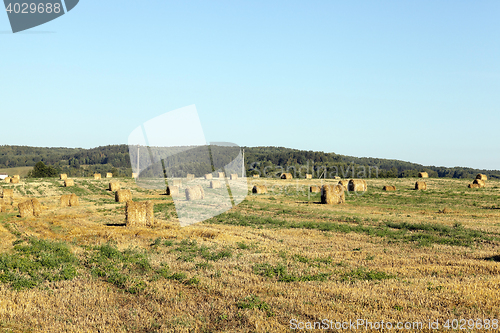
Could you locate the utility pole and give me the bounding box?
[242,149,245,177]
[137,146,140,175]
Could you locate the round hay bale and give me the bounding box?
[415,181,427,190]
[218,172,225,178]
[383,185,396,191]
[334,176,341,180]
[4,177,11,183]
[252,185,267,194]
[321,184,345,204]
[10,177,19,184]
[205,174,213,180]
[172,179,182,188]
[305,174,312,179]
[476,174,487,181]
[94,173,101,180]
[338,180,349,190]
[348,179,367,192]
[280,173,292,180]
[468,183,480,188]
[210,180,222,189]
[132,173,138,178]
[60,194,71,207]
[64,179,74,187]
[185,185,205,201]
[166,186,179,196]
[18,199,41,218]
[2,189,13,199]
[252,174,260,178]
[230,174,238,180]
[310,185,321,193]
[186,174,195,180]
[13,175,20,180]
[60,174,68,180]
[109,182,121,192]
[472,179,485,188]
[126,201,155,227]
[418,172,429,178]
[115,189,132,203]
[106,173,113,178]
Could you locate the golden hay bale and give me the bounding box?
[468,183,480,189]
[252,185,267,194]
[185,185,205,201]
[132,173,138,178]
[13,175,20,180]
[126,201,155,227]
[166,186,179,196]
[94,173,101,180]
[106,173,113,178]
[418,172,429,178]
[109,182,120,192]
[210,180,222,189]
[218,172,225,178]
[205,174,213,180]
[172,179,182,188]
[2,189,13,200]
[321,184,345,204]
[18,199,41,218]
[186,174,195,180]
[253,174,260,178]
[415,181,427,190]
[4,177,11,183]
[10,177,19,184]
[64,179,74,187]
[476,174,487,181]
[60,174,68,180]
[338,180,349,189]
[305,174,312,179]
[383,185,396,191]
[310,185,321,193]
[280,173,292,180]
[348,179,367,192]
[334,176,341,180]
[230,174,238,180]
[472,179,485,188]
[60,194,71,207]
[115,189,132,203]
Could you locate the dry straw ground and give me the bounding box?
[0,176,499,332]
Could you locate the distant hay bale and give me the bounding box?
[218,172,225,178]
[306,174,312,179]
[476,174,487,181]
[172,179,182,188]
[253,174,260,178]
[468,183,480,189]
[94,174,101,180]
[166,186,179,196]
[60,174,68,180]
[210,180,221,189]
[383,185,396,191]
[280,173,292,180]
[126,201,155,227]
[18,199,41,218]
[472,179,485,188]
[69,194,79,206]
[418,172,429,178]
[10,177,19,184]
[185,185,205,201]
[109,182,120,192]
[230,174,238,180]
[186,174,195,180]
[348,179,367,192]
[60,194,79,207]
[115,189,132,203]
[64,179,74,187]
[2,189,13,200]
[132,173,138,178]
[415,181,427,190]
[205,174,213,180]
[60,194,71,207]
[106,173,113,178]
[321,184,345,204]
[338,180,349,190]
[13,175,20,180]
[4,177,11,183]
[252,185,267,194]
[310,185,321,193]
[334,176,341,180]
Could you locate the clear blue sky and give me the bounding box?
[1,1,499,170]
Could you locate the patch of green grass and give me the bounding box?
[0,238,78,290]
[253,263,330,282]
[237,295,273,316]
[171,239,233,262]
[340,267,395,282]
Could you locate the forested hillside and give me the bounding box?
[0,145,498,179]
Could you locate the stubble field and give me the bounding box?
[0,176,499,332]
